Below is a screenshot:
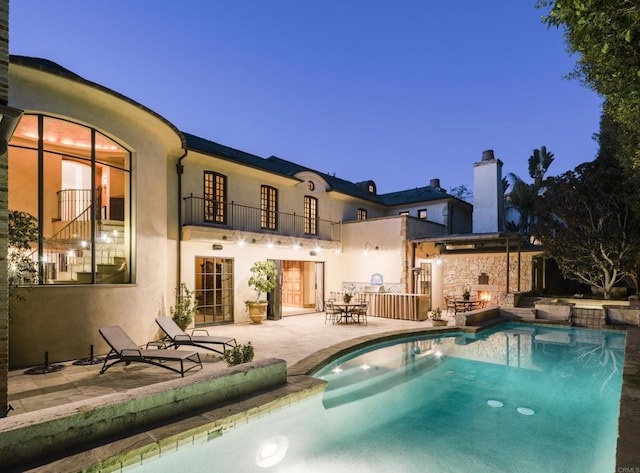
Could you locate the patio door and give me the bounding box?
[272,259,324,317]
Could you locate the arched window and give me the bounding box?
[8,114,132,284]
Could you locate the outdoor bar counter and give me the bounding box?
[330,292,430,321]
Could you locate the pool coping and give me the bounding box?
[14,318,640,472]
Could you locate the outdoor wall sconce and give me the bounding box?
[363,242,379,255]
[424,253,443,265]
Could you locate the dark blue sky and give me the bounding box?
[10,1,602,195]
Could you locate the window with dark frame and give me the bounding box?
[8,114,132,285]
[357,208,367,220]
[204,171,226,224]
[260,185,278,230]
[304,195,318,235]
[418,209,427,219]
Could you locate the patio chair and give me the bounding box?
[155,317,237,355]
[444,295,456,316]
[325,300,341,324]
[98,325,202,377]
[353,301,368,325]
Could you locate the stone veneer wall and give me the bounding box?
[0,0,9,415]
[442,252,535,304]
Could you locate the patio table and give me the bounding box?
[332,303,367,324]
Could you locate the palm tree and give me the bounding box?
[528,146,555,189]
[505,173,537,235]
[505,146,555,236]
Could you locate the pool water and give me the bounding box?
[130,323,625,473]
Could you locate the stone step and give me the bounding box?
[500,307,536,321]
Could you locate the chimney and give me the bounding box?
[472,149,504,233]
[429,178,441,189]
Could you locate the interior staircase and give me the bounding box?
[44,219,127,284]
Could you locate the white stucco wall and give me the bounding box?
[8,63,183,367]
[337,217,407,291]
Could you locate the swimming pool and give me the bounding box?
[130,323,625,472]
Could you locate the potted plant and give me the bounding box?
[170,283,198,330]
[245,260,277,324]
[343,283,355,303]
[462,287,471,301]
[430,307,448,326]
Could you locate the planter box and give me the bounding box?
[535,302,573,321]
[605,305,640,326]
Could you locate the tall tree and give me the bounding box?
[534,131,640,298]
[528,145,555,188]
[505,146,554,236]
[537,1,640,168]
[505,173,537,235]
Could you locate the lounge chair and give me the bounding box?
[98,325,202,377]
[155,317,237,355]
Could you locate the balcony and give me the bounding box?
[183,195,341,242]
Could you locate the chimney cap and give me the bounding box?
[481,149,495,161]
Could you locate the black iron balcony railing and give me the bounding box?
[183,195,341,241]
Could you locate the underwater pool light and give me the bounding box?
[255,435,289,468]
[517,407,535,416]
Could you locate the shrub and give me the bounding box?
[223,342,255,366]
[170,283,197,330]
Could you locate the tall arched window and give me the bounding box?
[8,114,132,284]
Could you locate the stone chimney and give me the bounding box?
[429,178,441,189]
[472,149,504,233]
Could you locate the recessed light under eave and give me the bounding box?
[445,243,476,250]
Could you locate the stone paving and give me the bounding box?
[7,312,443,415]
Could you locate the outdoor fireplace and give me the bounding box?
[472,273,499,304]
